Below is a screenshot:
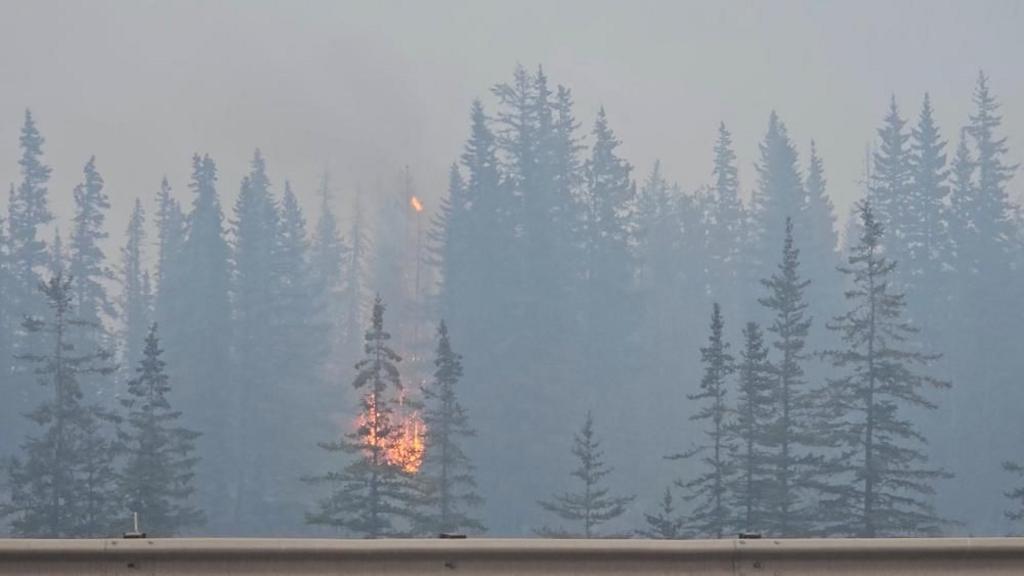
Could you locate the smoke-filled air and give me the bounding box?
[1,0,1023,540]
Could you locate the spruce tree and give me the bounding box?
[118,323,204,536]
[673,303,734,539]
[519,68,583,382]
[749,112,803,295]
[728,321,775,534]
[153,177,185,336]
[5,111,54,449]
[581,108,638,396]
[445,100,505,349]
[275,181,324,387]
[707,122,746,320]
[868,97,914,270]
[442,97,521,533]
[310,173,348,377]
[341,187,369,354]
[953,73,1019,335]
[69,156,116,350]
[819,201,950,537]
[758,217,816,536]
[961,72,1017,267]
[228,150,280,530]
[7,110,53,325]
[119,199,150,372]
[907,93,952,296]
[417,321,484,535]
[537,412,634,538]
[304,296,418,537]
[637,487,685,539]
[266,182,329,533]
[1,274,119,537]
[801,142,842,327]
[170,153,232,532]
[48,229,66,278]
[945,73,1020,534]
[636,161,686,379]
[948,134,976,309]
[430,164,468,323]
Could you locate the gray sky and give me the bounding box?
[0,0,1021,246]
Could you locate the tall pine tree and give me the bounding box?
[154,177,185,338]
[228,150,281,532]
[417,321,484,535]
[118,323,204,536]
[800,141,842,328]
[170,154,232,533]
[673,303,734,538]
[581,107,638,399]
[819,201,950,537]
[119,198,150,373]
[758,217,816,536]
[304,296,418,537]
[310,173,348,380]
[7,110,53,326]
[749,112,804,310]
[707,122,747,321]
[907,93,952,301]
[868,97,914,272]
[1,274,119,537]
[5,111,54,451]
[68,156,116,354]
[728,321,774,534]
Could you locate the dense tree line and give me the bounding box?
[0,66,1022,538]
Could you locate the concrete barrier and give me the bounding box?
[1,537,1024,575]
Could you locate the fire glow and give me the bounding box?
[410,195,424,213]
[355,391,426,474]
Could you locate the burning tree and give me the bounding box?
[304,295,422,537]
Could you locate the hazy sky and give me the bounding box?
[0,0,1021,247]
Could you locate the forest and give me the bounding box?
[0,65,1022,539]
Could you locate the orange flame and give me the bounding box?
[355,391,425,474]
[410,195,424,213]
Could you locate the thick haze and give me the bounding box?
[3,0,1024,540]
[0,0,1021,236]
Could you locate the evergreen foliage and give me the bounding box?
[4,111,54,451]
[537,412,634,538]
[417,321,484,535]
[868,97,914,269]
[819,201,951,537]
[637,487,685,539]
[119,198,150,372]
[170,153,232,533]
[118,323,204,536]
[707,123,747,321]
[69,156,115,351]
[1,274,119,537]
[673,303,735,538]
[758,217,817,535]
[750,112,804,296]
[728,321,775,534]
[304,296,418,537]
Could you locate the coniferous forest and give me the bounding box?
[0,55,1023,538]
